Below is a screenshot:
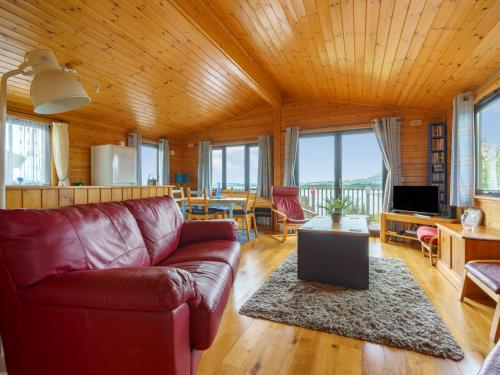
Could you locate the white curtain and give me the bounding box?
[127,133,142,185]
[450,92,475,207]
[5,116,50,185]
[158,138,170,185]
[52,122,70,186]
[197,141,211,193]
[257,135,272,197]
[283,127,299,186]
[372,117,401,211]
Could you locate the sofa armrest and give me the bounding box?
[20,267,200,312]
[180,219,238,246]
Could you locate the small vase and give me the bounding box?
[331,212,342,224]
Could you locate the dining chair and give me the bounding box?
[233,190,253,240]
[186,187,227,220]
[237,191,259,238]
[171,187,185,199]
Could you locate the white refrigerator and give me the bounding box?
[91,145,137,186]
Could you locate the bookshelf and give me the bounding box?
[428,122,447,214]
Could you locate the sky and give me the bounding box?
[479,98,500,145]
[141,144,158,184]
[298,132,382,183]
[211,145,258,187]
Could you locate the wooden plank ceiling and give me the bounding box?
[205,0,500,110]
[1,0,499,137]
[0,0,271,138]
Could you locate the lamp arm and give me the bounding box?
[0,61,32,209]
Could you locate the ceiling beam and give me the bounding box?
[167,0,282,109]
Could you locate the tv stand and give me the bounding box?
[380,211,457,244]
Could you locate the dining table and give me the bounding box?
[174,196,247,218]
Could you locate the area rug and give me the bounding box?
[239,253,464,361]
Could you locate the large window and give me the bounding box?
[5,116,50,185]
[476,91,500,196]
[297,130,383,220]
[141,143,159,185]
[211,144,258,191]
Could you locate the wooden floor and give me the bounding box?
[197,235,493,375]
[0,236,493,374]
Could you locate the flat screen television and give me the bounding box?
[393,186,439,215]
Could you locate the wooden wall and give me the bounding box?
[68,121,128,185]
[7,109,181,186]
[176,97,445,189]
[6,185,173,209]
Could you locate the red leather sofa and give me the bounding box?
[0,196,240,375]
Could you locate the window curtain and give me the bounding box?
[127,133,142,185]
[5,116,50,185]
[257,135,272,197]
[450,92,474,207]
[372,117,401,211]
[52,122,70,186]
[283,127,299,186]
[197,141,211,193]
[158,138,170,185]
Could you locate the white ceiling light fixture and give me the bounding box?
[0,49,92,208]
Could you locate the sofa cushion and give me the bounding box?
[0,209,86,287]
[465,262,500,294]
[416,226,438,244]
[166,261,232,350]
[0,202,149,288]
[21,267,200,312]
[160,240,240,280]
[123,196,184,265]
[478,340,500,375]
[58,203,150,270]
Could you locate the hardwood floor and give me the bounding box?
[0,236,492,374]
[197,235,493,375]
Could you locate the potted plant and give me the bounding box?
[319,197,352,224]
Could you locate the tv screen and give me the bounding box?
[393,186,439,214]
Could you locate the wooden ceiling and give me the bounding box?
[205,0,500,110]
[0,0,270,138]
[1,0,499,138]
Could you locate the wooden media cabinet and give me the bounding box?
[380,211,457,244]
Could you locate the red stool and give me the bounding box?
[416,226,439,266]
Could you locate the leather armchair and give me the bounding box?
[271,186,317,242]
[0,196,240,375]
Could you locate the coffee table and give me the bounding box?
[297,215,369,289]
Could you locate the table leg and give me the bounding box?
[228,203,234,218]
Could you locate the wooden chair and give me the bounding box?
[171,187,185,199]
[233,191,259,240]
[460,260,500,343]
[186,187,227,220]
[271,186,316,242]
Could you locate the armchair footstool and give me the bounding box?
[460,260,500,343]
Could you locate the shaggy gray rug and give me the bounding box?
[239,253,464,361]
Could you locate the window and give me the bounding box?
[5,116,50,185]
[297,130,384,221]
[476,91,500,196]
[141,143,159,185]
[211,144,258,190]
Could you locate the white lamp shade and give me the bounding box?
[30,69,91,114]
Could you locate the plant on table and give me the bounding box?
[319,197,352,223]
